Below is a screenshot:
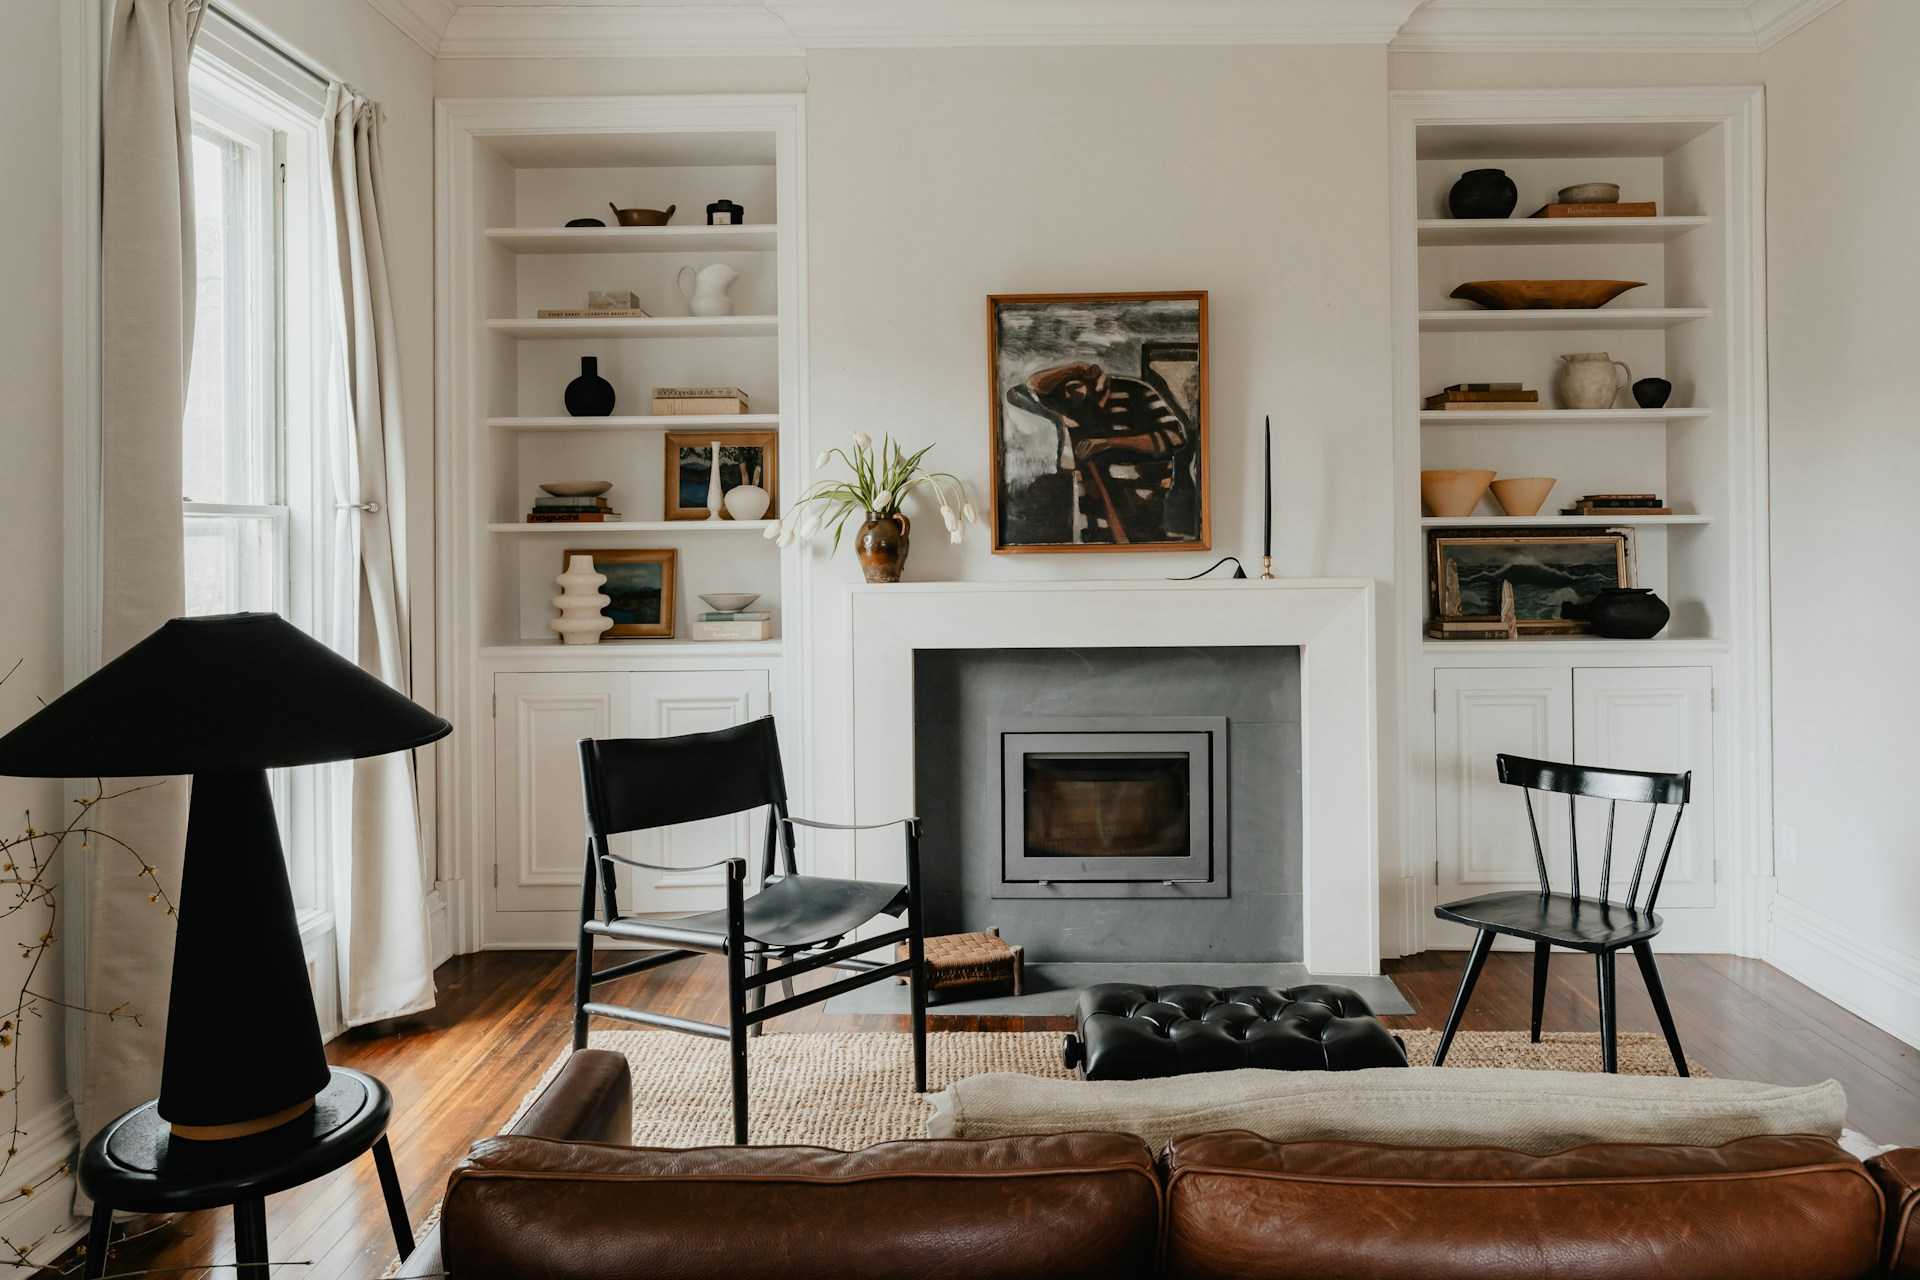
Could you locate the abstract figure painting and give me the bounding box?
[988,292,1209,553]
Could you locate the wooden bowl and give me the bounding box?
[1421,469,1497,519]
[1449,280,1645,310]
[1558,182,1620,204]
[540,481,613,497]
[608,203,676,227]
[1490,477,1556,517]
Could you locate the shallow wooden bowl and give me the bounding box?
[1449,279,1645,310]
[539,480,613,497]
[1490,477,1556,517]
[1421,469,1497,519]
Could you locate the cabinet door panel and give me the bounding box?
[624,670,772,916]
[493,672,629,913]
[1434,668,1574,931]
[1573,666,1715,909]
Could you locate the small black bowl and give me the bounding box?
[1632,377,1673,409]
[565,217,607,228]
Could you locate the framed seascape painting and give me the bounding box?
[988,291,1209,553]
[1428,530,1629,634]
[566,547,677,638]
[663,431,778,521]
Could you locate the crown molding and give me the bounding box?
[1747,0,1846,48]
[1391,0,1849,52]
[365,0,457,56]
[437,4,799,59]
[766,0,1429,48]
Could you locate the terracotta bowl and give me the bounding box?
[540,480,613,497]
[1449,279,1645,310]
[1490,476,1556,517]
[608,203,676,227]
[1421,469,1497,519]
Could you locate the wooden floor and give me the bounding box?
[55,949,1920,1278]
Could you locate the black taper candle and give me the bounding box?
[1263,416,1272,559]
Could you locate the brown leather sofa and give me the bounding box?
[399,1050,1920,1279]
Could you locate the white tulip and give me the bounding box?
[762,520,781,540]
[798,511,821,539]
[949,528,963,544]
[940,506,958,532]
[815,450,831,469]
[962,502,978,524]
[776,527,796,547]
[853,431,873,451]
[873,489,892,510]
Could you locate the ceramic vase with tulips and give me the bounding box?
[767,432,976,583]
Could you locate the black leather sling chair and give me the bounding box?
[574,716,927,1143]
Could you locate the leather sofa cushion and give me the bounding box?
[1873,1148,1920,1277]
[1161,1131,1885,1280]
[440,1130,1160,1280]
[507,1048,632,1145]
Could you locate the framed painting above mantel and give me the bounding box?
[988,291,1209,554]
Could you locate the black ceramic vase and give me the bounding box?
[1632,377,1673,409]
[1588,588,1671,639]
[564,356,615,417]
[1449,168,1519,219]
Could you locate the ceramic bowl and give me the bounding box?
[540,481,613,497]
[1449,279,1645,310]
[1558,182,1621,204]
[699,593,760,614]
[1421,469,1497,519]
[1490,477,1556,517]
[608,203,676,226]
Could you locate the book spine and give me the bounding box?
[525,513,622,523]
[652,399,749,416]
[700,612,771,622]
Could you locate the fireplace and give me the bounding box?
[997,716,1228,899]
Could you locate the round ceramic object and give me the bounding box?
[1588,588,1670,639]
[699,593,760,614]
[1420,469,1496,519]
[539,481,613,498]
[564,356,615,417]
[1448,169,1519,219]
[1489,477,1556,517]
[1558,182,1620,204]
[1632,377,1674,409]
[722,484,770,522]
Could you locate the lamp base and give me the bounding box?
[168,1094,318,1143]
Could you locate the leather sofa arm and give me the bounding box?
[506,1048,633,1145]
[1870,1148,1920,1277]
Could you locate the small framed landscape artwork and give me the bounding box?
[566,547,677,638]
[663,431,778,521]
[1428,530,1629,634]
[988,291,1209,553]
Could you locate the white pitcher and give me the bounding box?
[1557,352,1633,410]
[676,263,739,317]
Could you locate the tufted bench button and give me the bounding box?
[1071,982,1409,1081]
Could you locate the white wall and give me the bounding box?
[0,0,78,1255]
[1757,0,1920,1043]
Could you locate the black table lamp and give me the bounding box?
[0,613,451,1140]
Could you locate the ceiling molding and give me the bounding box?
[416,0,1853,61]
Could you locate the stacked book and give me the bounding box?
[653,385,749,415]
[526,495,623,523]
[537,289,652,320]
[1563,492,1673,517]
[1424,383,1539,412]
[690,609,771,642]
[1531,201,1657,218]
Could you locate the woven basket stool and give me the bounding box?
[897,929,1025,1002]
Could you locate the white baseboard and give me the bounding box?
[0,1097,83,1265]
[1769,895,1920,1050]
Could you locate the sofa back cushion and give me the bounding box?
[1161,1131,1885,1280]
[440,1130,1160,1280]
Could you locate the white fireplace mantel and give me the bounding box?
[841,578,1381,975]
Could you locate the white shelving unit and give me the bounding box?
[436,95,810,954]
[1388,89,1770,964]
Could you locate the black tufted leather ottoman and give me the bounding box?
[1061,983,1408,1080]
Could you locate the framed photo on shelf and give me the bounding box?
[565,547,677,638]
[987,291,1209,554]
[1427,529,1630,635]
[663,431,778,521]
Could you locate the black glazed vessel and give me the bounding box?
[1588,588,1671,639]
[1632,377,1674,409]
[1449,168,1519,219]
[564,356,615,417]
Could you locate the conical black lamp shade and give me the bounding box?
[0,614,452,1138]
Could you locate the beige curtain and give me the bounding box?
[87,0,204,1136]
[323,84,435,1025]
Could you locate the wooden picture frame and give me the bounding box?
[1427,529,1630,635]
[987,291,1210,554]
[565,547,677,638]
[663,431,779,521]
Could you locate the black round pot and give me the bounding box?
[1588,588,1671,639]
[564,355,615,417]
[1632,377,1673,409]
[1449,168,1519,219]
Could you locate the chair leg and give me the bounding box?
[82,1205,112,1279]
[748,952,767,1039]
[1595,949,1619,1073]
[371,1136,413,1260]
[909,914,928,1094]
[571,927,593,1052]
[1529,941,1551,1043]
[1433,929,1495,1067]
[725,863,749,1145]
[1632,942,1689,1077]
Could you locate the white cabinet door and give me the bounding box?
[1434,668,1575,938]
[623,670,772,916]
[493,672,630,913]
[1573,666,1715,910]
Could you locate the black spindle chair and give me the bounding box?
[573,716,927,1144]
[1432,753,1691,1075]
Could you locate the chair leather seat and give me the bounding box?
[1435,891,1663,951]
[627,874,908,950]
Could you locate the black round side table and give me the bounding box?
[77,1067,413,1278]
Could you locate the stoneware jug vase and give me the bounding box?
[1557,352,1632,410]
[856,512,910,583]
[677,263,739,317]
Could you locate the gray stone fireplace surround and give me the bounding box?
[914,646,1302,964]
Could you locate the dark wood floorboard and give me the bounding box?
[52,949,1919,1278]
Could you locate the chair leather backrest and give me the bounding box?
[580,716,789,837]
[1160,1131,1885,1280]
[1498,752,1690,806]
[439,1131,1161,1280]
